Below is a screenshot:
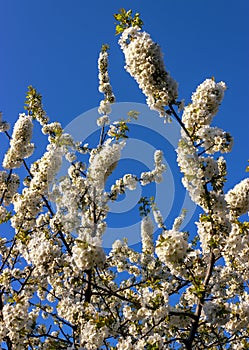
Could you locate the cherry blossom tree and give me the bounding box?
[0,9,249,350]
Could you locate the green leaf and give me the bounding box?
[113,14,123,21]
[115,25,125,35]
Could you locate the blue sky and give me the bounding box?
[1,1,249,246]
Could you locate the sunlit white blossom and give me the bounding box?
[182,78,227,133]
[119,26,178,118]
[88,140,125,189]
[141,150,166,185]
[226,178,249,217]
[141,216,154,254]
[3,113,34,168]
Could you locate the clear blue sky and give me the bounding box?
[1,1,249,245]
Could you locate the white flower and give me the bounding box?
[141,216,154,254]
[98,50,115,104]
[42,122,63,135]
[98,100,111,115]
[96,115,110,127]
[65,151,77,162]
[123,174,137,190]
[3,114,34,168]
[119,26,178,117]
[203,301,230,326]
[156,229,188,268]
[197,126,233,154]
[182,78,227,132]
[141,150,166,185]
[11,146,63,230]
[226,178,249,217]
[0,206,8,222]
[172,210,187,231]
[88,140,125,190]
[72,233,106,271]
[152,208,165,229]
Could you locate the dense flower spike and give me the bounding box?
[24,85,49,126]
[97,46,115,127]
[119,26,178,118]
[225,178,249,217]
[0,8,248,350]
[3,113,34,168]
[141,216,154,254]
[182,78,227,134]
[177,138,206,208]
[11,145,63,230]
[98,47,115,104]
[88,140,125,190]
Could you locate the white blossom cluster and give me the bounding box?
[0,290,39,348]
[57,297,85,327]
[177,138,206,208]
[30,145,63,193]
[50,176,82,234]
[202,156,221,181]
[3,113,34,168]
[223,222,249,280]
[172,209,186,231]
[72,235,106,271]
[98,50,115,101]
[225,178,249,217]
[141,150,166,185]
[141,216,154,255]
[0,205,8,222]
[79,320,109,349]
[155,229,188,275]
[97,113,110,127]
[41,121,66,144]
[0,12,249,350]
[182,78,227,133]
[0,171,19,206]
[122,173,137,190]
[196,212,230,255]
[11,145,63,230]
[119,26,178,118]
[176,78,235,261]
[110,173,137,200]
[177,79,231,213]
[97,48,114,126]
[226,293,249,332]
[98,100,112,118]
[88,139,125,190]
[203,301,230,326]
[57,299,109,348]
[152,207,165,229]
[113,283,170,348]
[196,126,233,154]
[24,231,61,273]
[42,121,63,135]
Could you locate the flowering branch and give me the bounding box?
[0,8,248,350]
